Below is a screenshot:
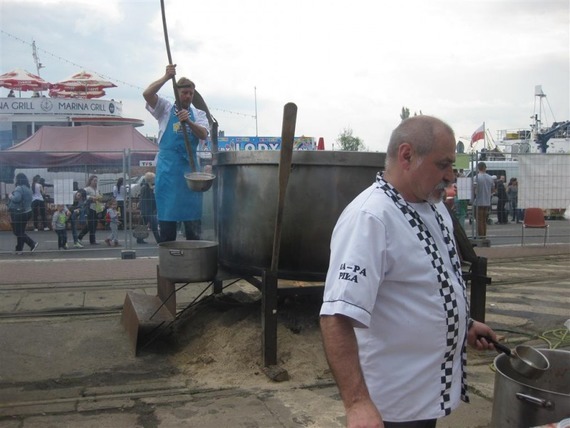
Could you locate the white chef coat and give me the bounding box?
[320,181,468,422]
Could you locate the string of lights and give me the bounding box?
[1,29,256,119]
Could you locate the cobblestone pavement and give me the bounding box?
[0,243,568,427]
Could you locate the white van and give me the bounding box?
[466,160,519,182]
[466,161,519,213]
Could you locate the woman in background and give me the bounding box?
[68,189,87,248]
[113,177,125,229]
[77,175,102,245]
[139,172,161,244]
[507,177,520,223]
[31,174,49,231]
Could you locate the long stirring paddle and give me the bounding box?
[160,0,197,175]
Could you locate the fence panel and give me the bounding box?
[461,152,570,242]
[0,149,215,254]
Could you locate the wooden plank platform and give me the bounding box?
[121,291,174,355]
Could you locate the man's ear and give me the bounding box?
[398,143,414,169]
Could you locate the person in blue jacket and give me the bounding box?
[8,173,38,254]
[143,64,210,243]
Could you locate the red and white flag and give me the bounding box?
[470,123,485,147]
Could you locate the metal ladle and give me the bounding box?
[483,336,550,379]
[160,0,215,192]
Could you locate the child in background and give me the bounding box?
[52,204,70,250]
[68,190,86,248]
[104,200,121,247]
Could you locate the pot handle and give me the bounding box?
[169,250,184,256]
[515,393,554,409]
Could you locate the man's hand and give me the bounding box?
[176,109,191,123]
[165,64,176,79]
[467,319,497,351]
[346,399,383,428]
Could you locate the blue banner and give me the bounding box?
[216,136,316,151]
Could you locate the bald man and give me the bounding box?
[320,116,497,428]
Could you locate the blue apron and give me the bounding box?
[155,106,202,221]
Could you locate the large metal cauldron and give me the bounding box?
[491,349,570,427]
[215,150,386,280]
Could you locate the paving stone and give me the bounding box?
[21,412,137,428]
[0,293,21,312]
[77,397,134,412]
[17,291,85,312]
[83,379,187,397]
[0,401,75,417]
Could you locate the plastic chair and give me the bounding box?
[521,208,549,246]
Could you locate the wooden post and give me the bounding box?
[262,270,278,367]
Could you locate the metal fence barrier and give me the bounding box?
[0,149,568,253]
[0,149,214,254]
[456,152,569,241]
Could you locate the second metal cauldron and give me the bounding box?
[492,349,570,427]
[214,150,386,280]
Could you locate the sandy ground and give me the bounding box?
[167,282,332,390]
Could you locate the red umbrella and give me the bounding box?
[48,88,107,99]
[0,68,51,92]
[51,70,116,93]
[317,137,325,150]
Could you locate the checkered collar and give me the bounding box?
[375,173,464,282]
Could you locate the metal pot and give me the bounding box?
[215,150,385,280]
[158,240,218,282]
[491,349,570,427]
[185,172,215,192]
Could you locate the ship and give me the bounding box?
[0,42,144,150]
[494,85,569,159]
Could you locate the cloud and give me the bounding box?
[1,0,568,152]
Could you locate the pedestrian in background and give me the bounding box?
[68,190,86,248]
[473,162,494,238]
[453,169,468,228]
[138,172,161,244]
[8,173,38,254]
[496,175,508,224]
[78,175,103,245]
[51,204,69,250]
[112,177,125,229]
[104,200,121,247]
[507,177,520,223]
[320,116,496,427]
[31,174,49,231]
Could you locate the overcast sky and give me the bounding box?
[1,0,568,152]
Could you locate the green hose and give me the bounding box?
[539,328,570,350]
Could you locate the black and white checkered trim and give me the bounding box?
[377,174,469,413]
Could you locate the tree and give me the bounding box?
[456,140,465,154]
[400,106,423,121]
[337,127,366,151]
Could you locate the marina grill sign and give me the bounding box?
[0,97,123,116]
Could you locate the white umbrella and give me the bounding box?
[0,68,51,92]
[51,70,116,94]
[48,88,107,99]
